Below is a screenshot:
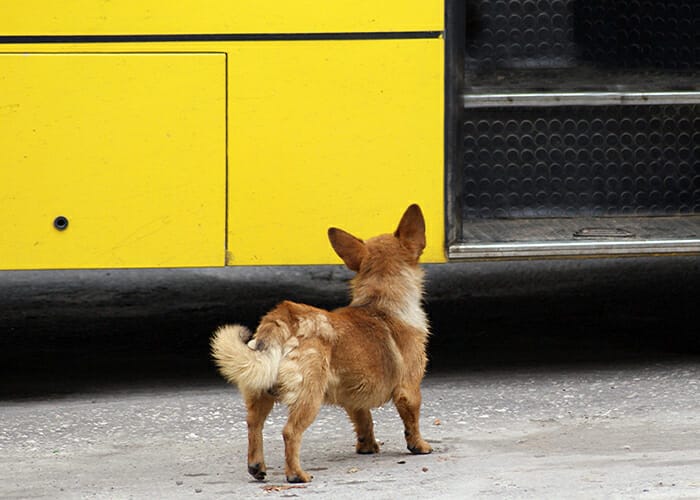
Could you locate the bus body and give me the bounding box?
[1,1,698,270]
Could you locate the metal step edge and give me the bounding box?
[462,91,700,108]
[448,238,700,260]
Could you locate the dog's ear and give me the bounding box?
[394,204,426,256]
[328,227,367,272]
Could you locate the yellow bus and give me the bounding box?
[1,1,698,270]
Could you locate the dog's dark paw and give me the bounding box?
[355,437,379,455]
[356,439,380,454]
[408,446,431,454]
[248,463,267,481]
[286,472,312,483]
[357,448,377,455]
[408,445,433,455]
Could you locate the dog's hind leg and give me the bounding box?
[245,392,275,481]
[393,385,432,454]
[282,395,322,483]
[278,337,331,483]
[345,407,380,454]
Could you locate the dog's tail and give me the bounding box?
[210,324,285,393]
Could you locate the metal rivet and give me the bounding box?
[53,216,69,231]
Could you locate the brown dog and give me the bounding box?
[211,204,432,483]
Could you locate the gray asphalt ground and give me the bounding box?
[1,258,699,498]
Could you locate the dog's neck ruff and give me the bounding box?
[350,266,428,332]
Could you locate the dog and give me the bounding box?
[211,204,432,483]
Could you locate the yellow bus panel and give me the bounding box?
[0,1,442,36]
[0,37,445,268]
[228,39,445,264]
[0,53,226,270]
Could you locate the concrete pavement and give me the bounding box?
[1,361,698,499]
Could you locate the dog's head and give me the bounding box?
[327,204,426,273]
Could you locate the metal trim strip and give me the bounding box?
[448,239,700,259]
[462,91,700,108]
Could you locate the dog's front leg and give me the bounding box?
[345,407,380,454]
[245,392,275,481]
[393,386,432,454]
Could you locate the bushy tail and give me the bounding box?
[210,324,283,393]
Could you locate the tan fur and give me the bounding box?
[211,204,432,484]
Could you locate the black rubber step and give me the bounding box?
[462,104,700,219]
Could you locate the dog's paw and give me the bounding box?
[356,439,380,454]
[286,471,312,483]
[248,463,267,481]
[408,440,433,455]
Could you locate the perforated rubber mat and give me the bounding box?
[575,1,699,70]
[465,0,576,70]
[465,0,700,72]
[462,104,700,219]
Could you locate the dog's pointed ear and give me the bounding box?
[328,227,367,272]
[394,204,426,256]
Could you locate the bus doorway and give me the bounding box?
[450,0,700,259]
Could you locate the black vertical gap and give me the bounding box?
[224,52,230,264]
